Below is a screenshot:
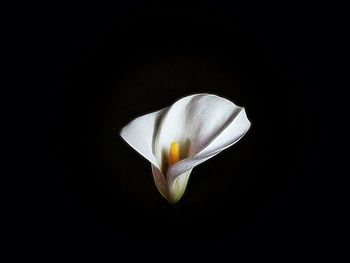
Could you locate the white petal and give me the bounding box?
[167,103,251,180]
[120,108,168,168]
[197,107,251,157]
[168,169,192,203]
[152,164,192,203]
[154,94,243,166]
[151,164,169,200]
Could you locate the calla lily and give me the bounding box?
[120,94,251,203]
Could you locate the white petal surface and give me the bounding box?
[197,107,251,157]
[152,164,192,203]
[154,94,244,167]
[120,108,168,168]
[168,169,192,203]
[151,164,169,200]
[168,107,250,180]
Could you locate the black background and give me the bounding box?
[48,1,336,260]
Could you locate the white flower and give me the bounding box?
[120,94,251,203]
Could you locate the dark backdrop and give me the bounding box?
[48,2,333,260]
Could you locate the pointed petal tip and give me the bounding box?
[119,127,126,139]
[119,126,131,146]
[242,107,252,129]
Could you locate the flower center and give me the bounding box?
[169,142,180,165]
